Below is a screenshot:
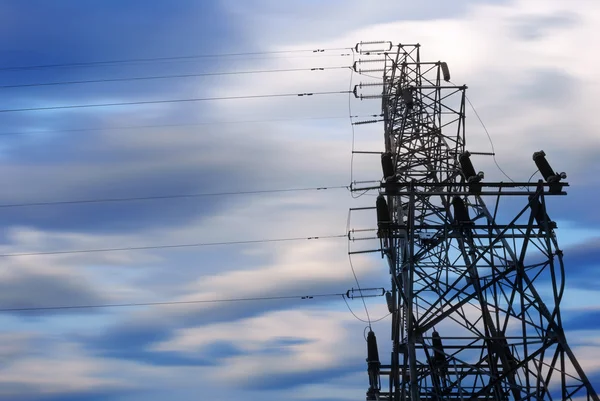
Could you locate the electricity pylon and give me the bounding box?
[350,42,599,401]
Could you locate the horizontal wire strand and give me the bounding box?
[0,185,349,209]
[0,66,350,90]
[0,292,346,312]
[0,234,348,258]
[0,47,353,71]
[0,114,381,137]
[0,90,351,113]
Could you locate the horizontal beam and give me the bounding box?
[353,187,567,196]
[383,224,552,230]
[374,181,569,188]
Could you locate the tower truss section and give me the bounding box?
[351,43,599,401]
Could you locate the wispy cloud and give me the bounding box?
[0,0,599,399]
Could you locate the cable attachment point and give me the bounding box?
[355,41,392,54]
[353,58,386,72]
[346,287,385,299]
[352,119,381,126]
[353,82,384,99]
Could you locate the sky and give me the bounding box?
[0,0,599,400]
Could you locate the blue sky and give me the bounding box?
[0,0,599,399]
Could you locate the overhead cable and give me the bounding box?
[0,185,349,209]
[0,114,381,137]
[0,292,346,312]
[0,234,348,258]
[0,47,353,71]
[341,295,391,324]
[346,207,372,327]
[0,90,352,113]
[449,80,518,185]
[0,66,350,89]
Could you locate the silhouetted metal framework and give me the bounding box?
[351,43,599,401]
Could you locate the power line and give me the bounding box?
[341,295,391,324]
[345,207,372,327]
[0,47,353,71]
[0,66,350,90]
[0,234,348,258]
[0,114,381,137]
[345,52,375,327]
[0,185,349,209]
[449,81,518,185]
[0,54,353,73]
[0,90,351,113]
[0,292,346,312]
[464,95,516,183]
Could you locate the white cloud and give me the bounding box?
[3,0,600,399]
[153,309,356,376]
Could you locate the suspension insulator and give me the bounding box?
[376,195,390,225]
[402,204,412,232]
[528,195,557,231]
[367,331,380,365]
[440,62,451,82]
[385,291,395,313]
[355,41,392,54]
[459,151,483,193]
[366,330,381,399]
[532,151,556,182]
[432,331,445,359]
[432,331,448,377]
[452,196,472,225]
[381,152,395,181]
[402,88,414,108]
[459,151,477,180]
[376,195,390,238]
[533,150,566,193]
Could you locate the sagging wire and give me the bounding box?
[342,295,373,324]
[341,295,391,326]
[1,292,348,312]
[357,71,385,81]
[346,208,372,327]
[449,80,524,188]
[464,94,517,184]
[528,169,540,183]
[2,48,356,72]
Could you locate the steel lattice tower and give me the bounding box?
[351,42,599,401]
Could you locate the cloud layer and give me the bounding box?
[0,0,599,399]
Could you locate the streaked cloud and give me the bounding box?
[0,0,598,399]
